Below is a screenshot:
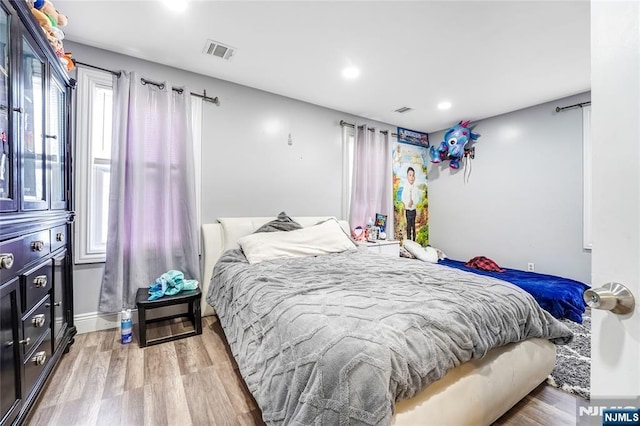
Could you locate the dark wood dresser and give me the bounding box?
[0,0,76,424]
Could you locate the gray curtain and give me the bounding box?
[99,72,200,312]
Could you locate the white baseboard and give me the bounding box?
[73,305,202,334]
[74,311,138,335]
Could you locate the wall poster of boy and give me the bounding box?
[392,142,429,245]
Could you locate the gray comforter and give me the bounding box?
[207,249,572,425]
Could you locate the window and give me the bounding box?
[75,68,203,263]
[583,105,592,250]
[341,125,355,220]
[74,68,114,263]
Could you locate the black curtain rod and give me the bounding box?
[339,120,398,137]
[555,101,591,113]
[74,61,220,106]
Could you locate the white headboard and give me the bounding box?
[200,216,350,316]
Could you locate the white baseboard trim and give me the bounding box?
[73,305,204,334]
[74,310,138,335]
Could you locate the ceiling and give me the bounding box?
[55,1,590,133]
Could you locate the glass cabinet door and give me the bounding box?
[20,37,47,210]
[0,4,16,212]
[49,76,66,210]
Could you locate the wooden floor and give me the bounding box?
[26,316,581,426]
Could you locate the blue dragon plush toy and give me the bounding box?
[429,120,480,169]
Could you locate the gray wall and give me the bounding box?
[428,92,591,284]
[67,41,591,317]
[65,41,397,315]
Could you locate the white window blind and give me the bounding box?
[341,126,355,220]
[74,68,114,264]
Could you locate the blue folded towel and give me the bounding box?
[148,270,199,301]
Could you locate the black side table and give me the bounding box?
[135,287,203,347]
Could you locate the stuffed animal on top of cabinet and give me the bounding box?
[26,0,72,69]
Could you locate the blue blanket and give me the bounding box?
[439,259,590,323]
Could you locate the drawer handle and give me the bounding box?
[56,233,64,242]
[19,337,31,346]
[0,253,14,269]
[13,106,24,113]
[45,301,61,308]
[45,134,58,140]
[33,275,48,288]
[31,241,45,252]
[32,314,46,328]
[31,351,47,366]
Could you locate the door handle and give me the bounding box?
[584,282,635,315]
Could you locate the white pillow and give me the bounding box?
[218,217,275,251]
[402,240,447,263]
[238,218,357,264]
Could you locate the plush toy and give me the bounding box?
[29,6,51,31]
[60,52,75,71]
[429,120,480,169]
[39,0,67,29]
[27,0,68,60]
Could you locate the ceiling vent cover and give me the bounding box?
[394,106,412,113]
[203,39,236,60]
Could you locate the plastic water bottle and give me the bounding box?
[121,309,132,344]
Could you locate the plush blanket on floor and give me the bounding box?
[208,249,572,425]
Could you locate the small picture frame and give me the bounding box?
[375,213,387,233]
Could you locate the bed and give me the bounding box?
[200,216,572,425]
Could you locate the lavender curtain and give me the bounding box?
[349,125,391,231]
[99,72,200,312]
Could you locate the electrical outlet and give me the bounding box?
[527,262,535,272]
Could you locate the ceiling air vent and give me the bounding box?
[394,106,412,113]
[203,39,236,61]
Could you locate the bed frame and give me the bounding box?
[200,217,557,425]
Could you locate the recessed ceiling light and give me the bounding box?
[342,66,360,79]
[163,0,187,12]
[437,101,452,110]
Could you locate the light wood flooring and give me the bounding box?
[26,316,582,426]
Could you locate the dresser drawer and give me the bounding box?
[0,237,25,283]
[22,261,52,312]
[23,230,51,266]
[50,225,67,253]
[23,297,51,353]
[23,337,52,396]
